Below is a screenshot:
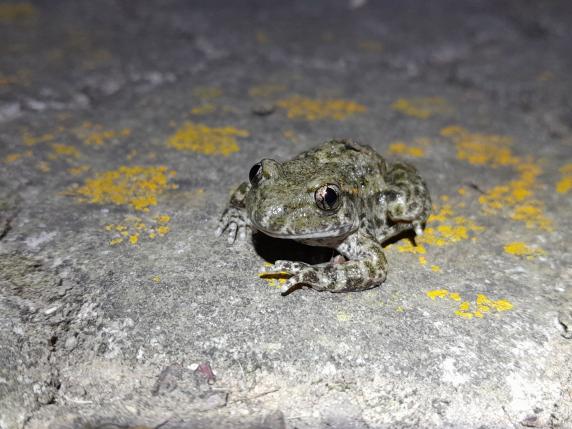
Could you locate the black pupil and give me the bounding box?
[324,187,338,207]
[249,163,261,184]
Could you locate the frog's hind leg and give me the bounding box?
[382,161,431,236]
[279,232,388,294]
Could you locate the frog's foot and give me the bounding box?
[215,207,250,244]
[280,255,387,295]
[279,260,386,295]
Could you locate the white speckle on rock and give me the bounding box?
[25,231,57,250]
[441,357,469,386]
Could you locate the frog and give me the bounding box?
[216,139,431,295]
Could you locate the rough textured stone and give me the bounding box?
[0,1,571,428]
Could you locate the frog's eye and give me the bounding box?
[249,162,263,185]
[315,184,341,211]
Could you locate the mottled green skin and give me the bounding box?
[216,140,431,294]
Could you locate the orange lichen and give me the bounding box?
[388,142,425,158]
[72,166,177,211]
[106,213,173,246]
[75,122,131,146]
[22,131,55,146]
[440,126,518,167]
[427,289,513,319]
[441,126,553,231]
[190,104,217,116]
[249,83,286,97]
[3,150,32,163]
[0,3,37,22]
[67,165,90,176]
[392,97,452,119]
[398,201,483,254]
[503,242,545,259]
[276,95,366,121]
[167,122,249,156]
[556,163,572,194]
[49,143,81,159]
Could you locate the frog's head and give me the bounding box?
[245,159,358,240]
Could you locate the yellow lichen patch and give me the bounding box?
[431,265,441,272]
[67,165,90,176]
[193,86,222,100]
[556,163,572,194]
[259,272,289,289]
[510,202,552,230]
[503,242,545,259]
[427,289,448,300]
[72,166,177,211]
[151,275,161,283]
[397,240,426,254]
[388,142,425,158]
[478,159,553,231]
[427,289,513,319]
[106,213,173,246]
[248,83,286,98]
[392,97,452,119]
[0,72,26,86]
[49,143,81,159]
[167,122,249,156]
[276,95,367,121]
[358,40,384,53]
[420,204,484,247]
[440,126,518,167]
[418,256,427,266]
[0,3,37,22]
[22,131,55,146]
[75,122,131,146]
[3,150,32,163]
[441,126,553,232]
[190,104,217,116]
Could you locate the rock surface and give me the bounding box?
[0,1,571,428]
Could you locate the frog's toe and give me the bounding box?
[280,277,299,295]
[263,260,309,275]
[227,222,238,244]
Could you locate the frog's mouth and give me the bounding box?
[254,223,355,240]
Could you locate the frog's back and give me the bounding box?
[293,139,387,179]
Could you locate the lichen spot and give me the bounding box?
[388,142,425,158]
[392,97,452,119]
[556,163,572,194]
[0,3,37,22]
[276,95,366,121]
[503,242,545,259]
[167,122,249,156]
[72,166,177,211]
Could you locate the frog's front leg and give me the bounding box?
[215,182,251,244]
[263,232,388,295]
[382,161,431,236]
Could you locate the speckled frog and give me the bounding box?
[216,140,431,295]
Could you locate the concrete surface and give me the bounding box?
[1,1,571,428]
